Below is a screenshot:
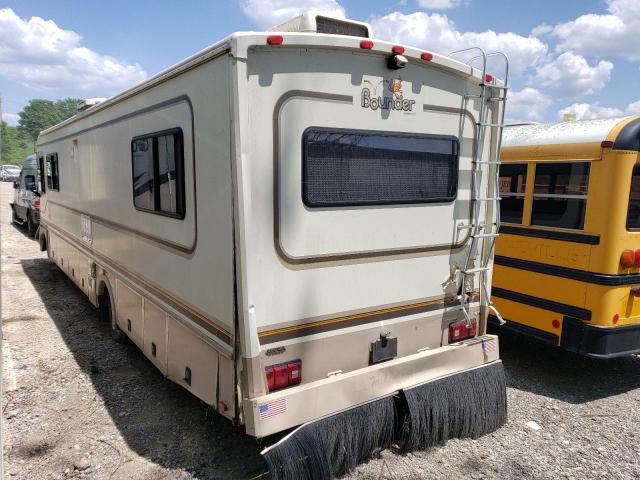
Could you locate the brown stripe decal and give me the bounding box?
[42,220,233,346]
[258,294,467,344]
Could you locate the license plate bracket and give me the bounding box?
[370,335,398,364]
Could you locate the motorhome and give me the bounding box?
[36,13,508,478]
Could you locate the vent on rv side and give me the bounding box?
[270,12,372,38]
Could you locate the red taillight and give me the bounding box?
[601,140,614,148]
[267,35,284,45]
[421,52,433,61]
[265,359,302,392]
[633,249,640,268]
[632,287,640,298]
[448,318,477,343]
[360,40,374,49]
[621,249,635,268]
[392,45,405,54]
[34,197,41,210]
[485,73,494,83]
[613,314,620,324]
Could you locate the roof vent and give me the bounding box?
[78,97,106,112]
[269,12,372,38]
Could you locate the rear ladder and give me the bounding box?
[448,48,510,327]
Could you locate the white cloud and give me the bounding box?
[241,0,345,29]
[531,52,613,99]
[551,0,640,60]
[557,102,624,121]
[2,112,19,126]
[0,8,146,95]
[531,24,552,37]
[369,12,547,78]
[417,0,465,10]
[505,88,552,123]
[626,100,640,115]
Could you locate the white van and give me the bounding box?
[36,13,508,478]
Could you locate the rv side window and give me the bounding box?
[499,163,527,224]
[131,129,184,218]
[46,153,59,191]
[302,128,458,207]
[38,156,45,193]
[531,162,590,230]
[627,164,640,230]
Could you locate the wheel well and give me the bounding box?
[38,230,47,251]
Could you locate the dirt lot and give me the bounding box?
[2,180,640,479]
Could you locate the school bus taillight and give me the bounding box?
[449,318,477,343]
[620,249,636,268]
[266,360,302,392]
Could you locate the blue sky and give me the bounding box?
[1,0,639,124]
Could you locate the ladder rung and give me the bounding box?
[481,84,509,90]
[462,266,491,274]
[477,123,505,128]
[475,197,501,201]
[473,161,501,165]
[487,97,506,102]
[471,233,499,238]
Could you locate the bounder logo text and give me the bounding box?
[361,78,415,112]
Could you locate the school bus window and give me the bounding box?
[627,164,640,230]
[499,163,527,224]
[531,162,590,230]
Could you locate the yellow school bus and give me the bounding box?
[491,116,640,358]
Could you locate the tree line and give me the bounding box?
[1,98,81,165]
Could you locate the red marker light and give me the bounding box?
[421,52,433,61]
[613,314,620,324]
[485,73,494,83]
[392,45,405,54]
[267,35,284,45]
[601,140,614,148]
[621,249,635,268]
[552,319,560,329]
[360,40,374,49]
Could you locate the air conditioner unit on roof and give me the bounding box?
[269,12,372,38]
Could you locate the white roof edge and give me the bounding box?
[38,31,492,141]
[502,116,636,148]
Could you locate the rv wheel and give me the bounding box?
[99,288,127,344]
[26,212,36,237]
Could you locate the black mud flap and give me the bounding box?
[397,361,507,452]
[262,396,396,480]
[262,361,507,480]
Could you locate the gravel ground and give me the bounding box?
[2,180,640,479]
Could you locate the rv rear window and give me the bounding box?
[131,128,185,218]
[302,128,458,207]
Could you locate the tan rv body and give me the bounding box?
[37,30,503,438]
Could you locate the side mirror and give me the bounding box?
[13,181,18,189]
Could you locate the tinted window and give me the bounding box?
[38,156,45,193]
[531,162,590,230]
[131,129,184,218]
[302,128,459,207]
[45,153,59,191]
[499,163,527,224]
[627,164,640,229]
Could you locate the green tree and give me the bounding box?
[17,97,82,142]
[1,121,35,165]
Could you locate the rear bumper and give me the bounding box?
[244,334,500,438]
[561,317,640,359]
[489,315,640,359]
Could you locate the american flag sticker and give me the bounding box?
[259,398,288,419]
[483,339,497,353]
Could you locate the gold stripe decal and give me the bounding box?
[258,295,465,344]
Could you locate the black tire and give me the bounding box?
[26,211,36,237]
[11,208,18,225]
[99,288,127,343]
